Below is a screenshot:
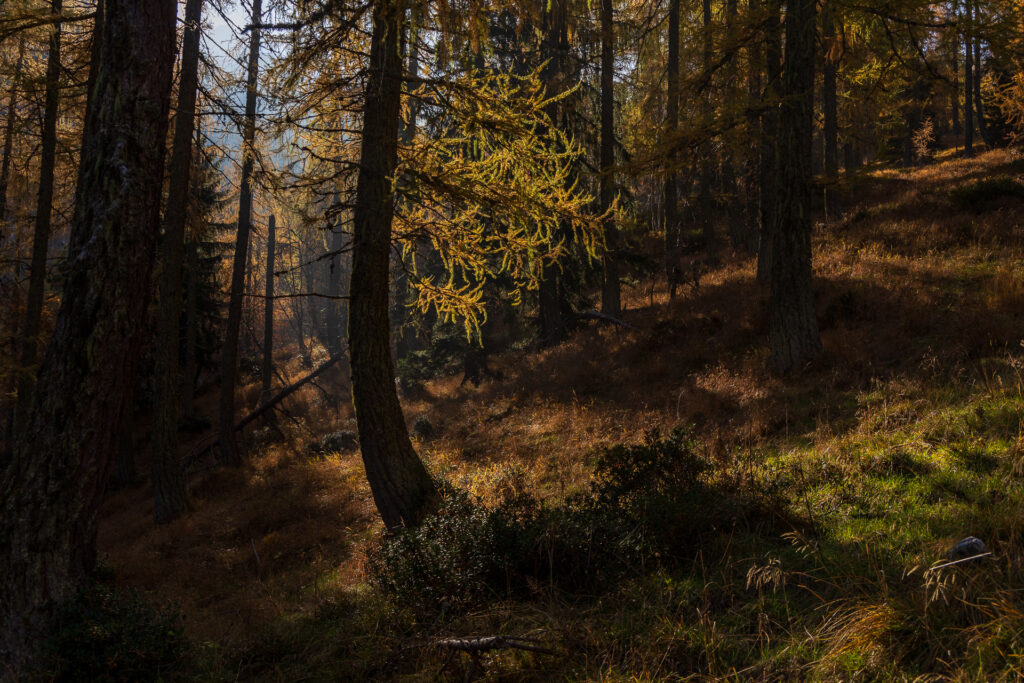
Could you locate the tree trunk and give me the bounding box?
[972,4,990,148]
[951,9,961,138]
[599,0,619,315]
[757,0,782,283]
[700,0,717,266]
[218,0,262,467]
[665,0,681,295]
[767,0,822,373]
[743,0,762,253]
[13,0,62,438]
[0,35,25,226]
[183,239,200,415]
[260,214,275,402]
[722,0,744,250]
[152,0,202,524]
[964,0,974,156]
[349,0,437,530]
[0,0,176,668]
[822,0,840,221]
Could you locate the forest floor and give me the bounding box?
[95,148,1024,681]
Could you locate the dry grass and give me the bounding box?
[94,148,1024,679]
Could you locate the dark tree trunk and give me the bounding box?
[700,0,717,265]
[822,0,841,221]
[743,0,762,253]
[538,0,569,344]
[599,0,619,315]
[0,0,175,667]
[13,0,62,438]
[0,35,25,225]
[219,0,262,466]
[665,0,681,295]
[972,6,990,148]
[757,0,782,283]
[722,0,744,250]
[183,239,200,415]
[260,214,275,402]
[152,0,202,524]
[349,0,437,529]
[325,219,347,357]
[767,0,822,373]
[951,11,961,138]
[964,0,974,156]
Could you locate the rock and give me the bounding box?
[308,430,359,457]
[948,536,987,560]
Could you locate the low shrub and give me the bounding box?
[949,176,1024,208]
[33,581,190,681]
[367,429,745,615]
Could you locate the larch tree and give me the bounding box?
[766,0,822,372]
[219,0,263,467]
[152,0,203,524]
[0,0,177,667]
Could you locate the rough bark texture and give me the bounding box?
[599,0,619,315]
[261,214,276,402]
[822,0,841,221]
[664,0,681,295]
[722,0,744,250]
[757,0,782,284]
[743,0,762,253]
[152,0,202,524]
[0,0,176,668]
[699,0,717,265]
[0,35,25,225]
[964,0,974,156]
[13,0,62,438]
[219,0,262,467]
[767,0,822,373]
[349,0,437,530]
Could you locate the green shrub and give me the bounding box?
[33,582,190,681]
[367,429,730,615]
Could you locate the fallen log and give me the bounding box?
[435,635,558,656]
[181,353,343,468]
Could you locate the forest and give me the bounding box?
[1,0,1024,679]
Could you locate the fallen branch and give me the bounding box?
[181,354,343,467]
[574,309,639,331]
[435,635,558,656]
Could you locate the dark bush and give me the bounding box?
[950,177,1024,208]
[367,429,731,615]
[33,582,190,681]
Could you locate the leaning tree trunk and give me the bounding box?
[767,0,822,373]
[0,35,25,226]
[152,0,202,524]
[822,0,841,221]
[757,0,782,284]
[219,0,262,467]
[599,0,619,315]
[0,0,176,668]
[13,0,62,438]
[665,0,681,296]
[349,0,437,530]
[260,214,275,402]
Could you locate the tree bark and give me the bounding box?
[260,214,275,402]
[757,0,782,283]
[152,0,202,524]
[972,4,990,148]
[13,0,62,438]
[767,0,822,373]
[699,0,717,265]
[964,0,974,156]
[822,0,841,221]
[0,0,176,667]
[664,0,681,296]
[0,35,25,226]
[599,0,619,315]
[219,0,262,467]
[722,0,744,250]
[349,0,437,530]
[743,0,762,253]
